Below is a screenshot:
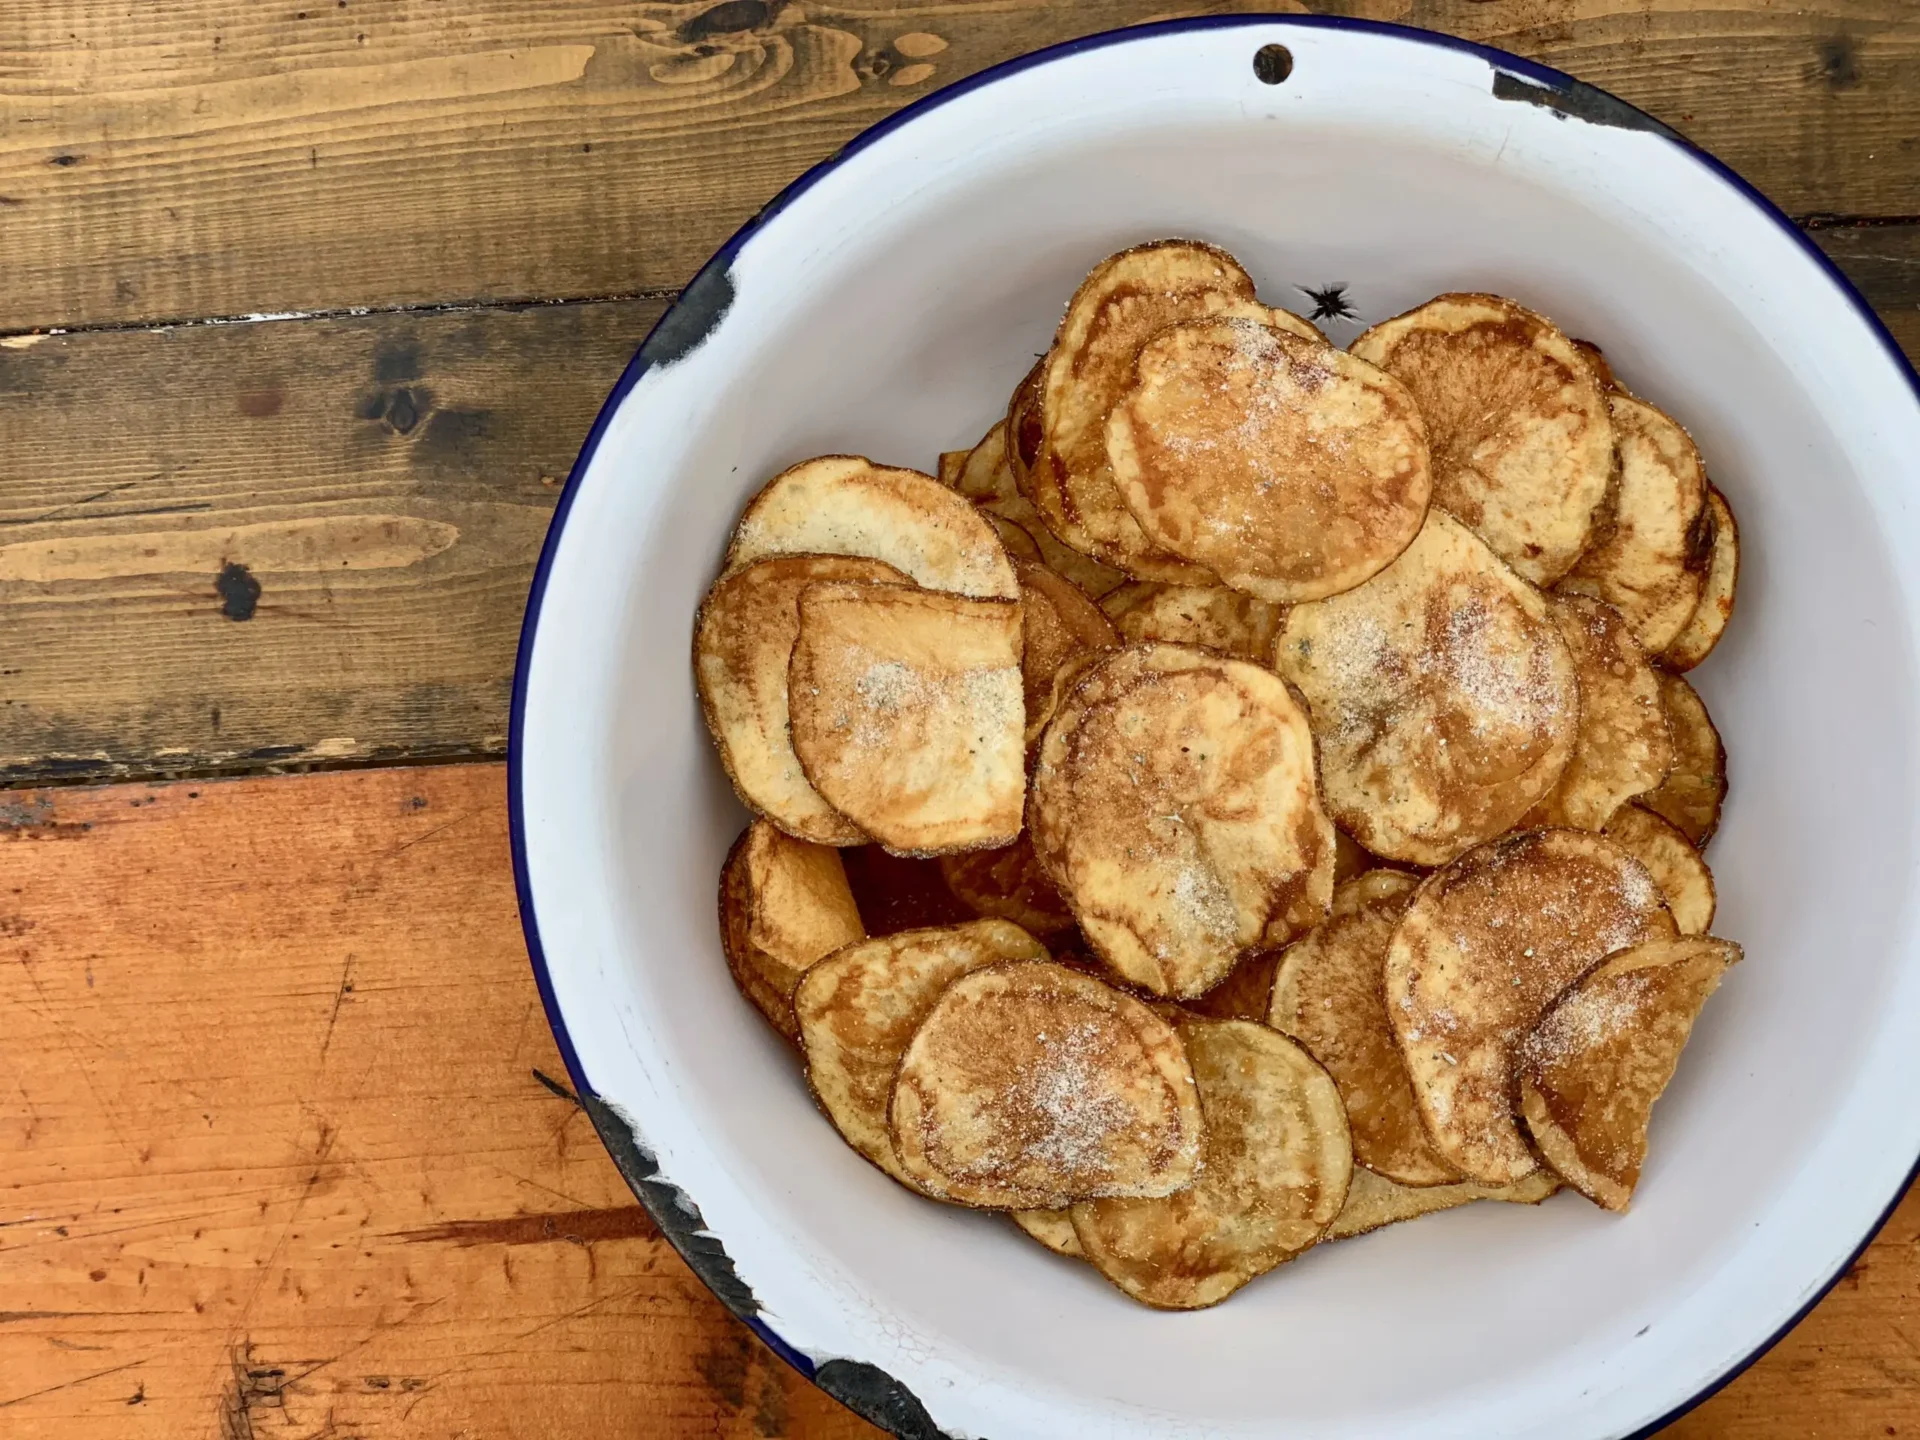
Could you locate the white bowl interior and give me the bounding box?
[517,21,1920,1439]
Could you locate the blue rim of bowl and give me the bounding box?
[508,13,1920,1438]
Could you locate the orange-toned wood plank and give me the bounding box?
[0,762,1911,1435]
[0,764,879,1439]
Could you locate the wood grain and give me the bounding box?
[2,0,1916,331]
[0,761,1911,1436]
[0,297,663,784]
[0,763,880,1440]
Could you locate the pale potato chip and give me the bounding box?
[1037,242,1321,580]
[726,454,1019,600]
[1099,581,1287,662]
[790,582,1025,856]
[938,833,1076,936]
[1524,595,1672,831]
[1571,338,1623,395]
[719,820,866,1042]
[1603,804,1716,935]
[1016,559,1118,718]
[1030,644,1334,997]
[1520,935,1740,1210]
[1325,1164,1560,1241]
[1662,486,1739,672]
[1349,294,1613,585]
[1108,318,1431,603]
[1071,1017,1351,1309]
[694,554,907,844]
[1385,828,1677,1184]
[795,920,1050,1190]
[1275,510,1580,866]
[1558,394,1711,653]
[1270,871,1460,1186]
[1011,1208,1083,1259]
[1641,671,1727,846]
[890,960,1204,1207]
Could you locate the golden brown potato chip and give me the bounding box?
[1332,828,1375,884]
[1071,1017,1351,1309]
[1011,1208,1083,1258]
[1183,948,1283,1023]
[936,447,969,489]
[719,822,867,1042]
[1099,581,1288,662]
[1386,828,1676,1184]
[1275,510,1580,866]
[1270,871,1460,1186]
[1604,804,1716,935]
[1030,644,1334,997]
[1520,935,1740,1210]
[1107,318,1431,603]
[1640,672,1727,846]
[1037,243,1322,581]
[890,960,1204,1207]
[1325,1164,1560,1241]
[1571,338,1622,394]
[795,920,1050,1191]
[726,455,1019,600]
[1349,294,1613,585]
[790,582,1025,856]
[952,419,1130,599]
[1662,487,1739,672]
[1016,559,1118,718]
[695,555,909,844]
[1558,394,1711,653]
[1525,595,1672,831]
[938,834,1076,936]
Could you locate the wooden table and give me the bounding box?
[1,3,1914,1435]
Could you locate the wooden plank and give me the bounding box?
[1,0,1916,331]
[0,762,1912,1436]
[0,764,882,1440]
[4,236,1912,789]
[0,296,664,784]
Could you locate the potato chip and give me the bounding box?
[790,582,1025,855]
[1662,486,1739,672]
[1558,394,1711,653]
[1640,672,1727,846]
[1270,871,1460,1186]
[1071,1017,1351,1309]
[1030,644,1334,997]
[1107,318,1430,603]
[1349,294,1613,585]
[727,454,1019,600]
[1011,1208,1083,1259]
[1524,595,1672,831]
[938,833,1076,936]
[796,920,1050,1190]
[719,821,866,1041]
[1036,242,1322,580]
[1016,559,1117,718]
[695,554,908,844]
[1604,804,1716,935]
[1325,1165,1560,1241]
[953,418,1129,598]
[1385,828,1677,1184]
[1099,581,1287,662]
[890,960,1204,1207]
[1571,338,1622,395]
[1275,510,1580,866]
[1520,935,1740,1210]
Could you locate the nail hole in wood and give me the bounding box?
[1253,44,1293,85]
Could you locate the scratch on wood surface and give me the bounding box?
[389,1205,658,1247]
[0,1360,144,1409]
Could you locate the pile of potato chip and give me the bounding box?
[693,241,1741,1310]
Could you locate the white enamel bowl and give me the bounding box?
[512,18,1920,1439]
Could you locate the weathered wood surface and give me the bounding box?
[0,297,663,784]
[0,764,880,1439]
[0,763,1911,1437]
[2,237,1912,788]
[1,0,1917,331]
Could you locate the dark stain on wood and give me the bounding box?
[215,562,262,621]
[390,1204,658,1247]
[373,342,421,384]
[695,1331,752,1409]
[1819,32,1863,90]
[236,388,284,418]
